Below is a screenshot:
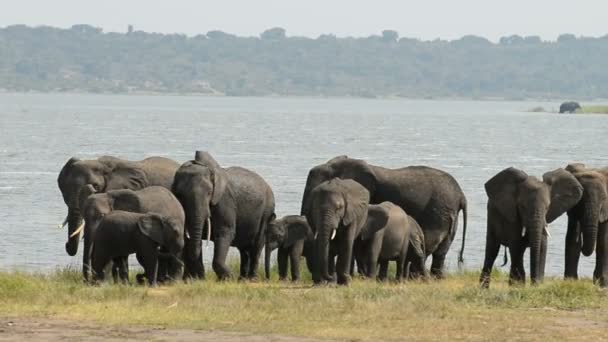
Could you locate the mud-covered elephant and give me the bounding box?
[91,211,184,286]
[301,156,467,278]
[559,101,581,114]
[172,151,275,281]
[305,178,370,285]
[265,215,313,281]
[79,185,185,282]
[355,202,426,282]
[480,167,582,288]
[564,164,608,286]
[57,156,180,258]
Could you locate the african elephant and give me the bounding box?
[172,151,275,281]
[307,178,370,285]
[559,101,581,113]
[480,167,582,288]
[79,185,185,282]
[356,202,426,282]
[265,215,313,281]
[564,164,608,287]
[301,156,467,278]
[91,211,184,286]
[57,156,179,258]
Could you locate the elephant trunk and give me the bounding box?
[187,211,206,261]
[581,204,599,257]
[65,207,83,256]
[527,215,545,284]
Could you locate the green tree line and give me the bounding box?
[1,25,607,98]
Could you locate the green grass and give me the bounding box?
[0,268,607,340]
[579,105,608,114]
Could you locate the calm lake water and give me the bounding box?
[0,93,606,277]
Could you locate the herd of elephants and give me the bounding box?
[56,152,608,288]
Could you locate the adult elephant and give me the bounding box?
[79,185,185,282]
[480,167,582,288]
[564,164,608,287]
[57,156,180,257]
[307,178,370,285]
[301,156,467,278]
[559,101,581,114]
[172,151,275,281]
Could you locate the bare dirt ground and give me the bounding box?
[0,318,334,342]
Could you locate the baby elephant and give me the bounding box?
[265,215,314,281]
[356,202,426,282]
[92,211,185,286]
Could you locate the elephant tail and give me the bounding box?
[457,197,467,269]
[500,246,508,267]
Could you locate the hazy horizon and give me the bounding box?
[1,0,607,42]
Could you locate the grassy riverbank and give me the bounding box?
[0,269,606,340]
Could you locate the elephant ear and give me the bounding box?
[78,184,97,211]
[138,214,165,245]
[284,216,313,247]
[326,155,348,164]
[543,168,584,223]
[484,167,528,221]
[409,219,426,259]
[565,163,586,174]
[58,157,80,192]
[111,189,142,213]
[337,158,377,195]
[105,166,148,191]
[194,151,227,205]
[360,204,390,240]
[341,179,371,228]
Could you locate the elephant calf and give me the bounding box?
[265,215,314,281]
[91,211,185,286]
[356,202,426,282]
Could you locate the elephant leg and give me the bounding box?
[290,243,304,282]
[430,238,450,279]
[136,243,160,287]
[82,231,92,282]
[336,232,355,285]
[212,236,233,281]
[277,247,289,281]
[116,256,129,284]
[378,260,389,281]
[480,211,501,288]
[247,245,262,280]
[593,222,608,287]
[91,250,110,284]
[508,244,525,286]
[396,243,410,282]
[367,237,383,279]
[238,248,250,280]
[564,217,582,279]
[167,251,184,282]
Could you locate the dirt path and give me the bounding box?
[0,318,333,342]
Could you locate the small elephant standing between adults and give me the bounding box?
[559,101,581,114]
[563,164,608,287]
[355,201,426,282]
[79,185,185,283]
[57,156,180,260]
[301,156,467,279]
[172,151,275,281]
[480,167,582,288]
[91,211,185,286]
[265,215,313,281]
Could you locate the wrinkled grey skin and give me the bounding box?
[172,151,275,281]
[480,167,582,288]
[307,178,370,286]
[301,156,467,278]
[57,156,179,258]
[355,202,427,282]
[265,215,313,281]
[80,186,185,283]
[559,101,581,113]
[91,211,184,287]
[564,164,608,287]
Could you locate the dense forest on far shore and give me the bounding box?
[1,25,607,99]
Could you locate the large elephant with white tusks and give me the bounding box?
[57,156,180,258]
[305,178,370,286]
[171,151,275,281]
[480,167,582,288]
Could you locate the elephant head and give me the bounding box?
[172,151,227,265]
[485,167,582,283]
[358,203,391,241]
[565,165,608,256]
[138,213,185,255]
[301,156,376,218]
[309,178,370,283]
[81,188,141,241]
[58,156,148,256]
[264,215,313,279]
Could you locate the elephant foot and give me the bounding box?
[337,274,352,286]
[136,273,147,285]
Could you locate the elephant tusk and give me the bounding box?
[314,232,318,240]
[544,225,551,239]
[57,216,68,229]
[206,217,211,247]
[69,221,85,239]
[521,226,526,237]
[330,229,337,241]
